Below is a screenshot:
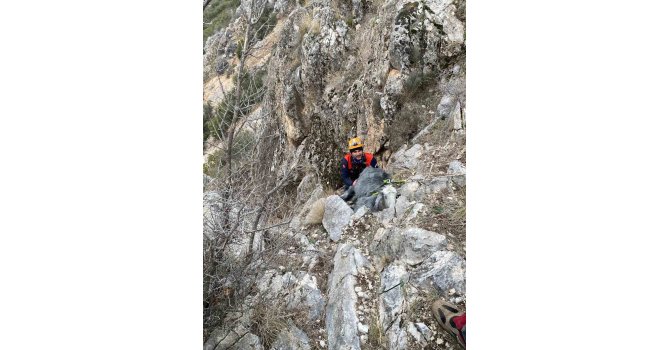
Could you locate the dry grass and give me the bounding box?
[415,186,467,258]
[298,15,321,43]
[367,314,385,349]
[303,197,326,225]
[250,300,292,348]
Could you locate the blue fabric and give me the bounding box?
[340,154,378,188]
[461,324,466,343]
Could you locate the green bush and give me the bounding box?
[203,0,242,45]
[203,149,225,177]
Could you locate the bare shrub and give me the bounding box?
[250,300,291,348]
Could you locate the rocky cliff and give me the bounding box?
[203,0,466,348]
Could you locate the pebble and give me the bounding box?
[319,340,326,347]
[360,335,368,344]
[448,288,456,295]
[355,286,362,293]
[358,322,369,334]
[436,338,444,345]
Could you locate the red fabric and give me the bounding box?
[344,152,373,169]
[452,313,466,330]
[364,153,373,165]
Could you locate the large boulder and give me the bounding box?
[350,167,392,211]
[322,195,353,241]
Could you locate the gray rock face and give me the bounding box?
[411,250,466,296]
[388,144,423,173]
[323,195,353,241]
[379,261,408,350]
[270,323,311,350]
[389,0,464,72]
[437,94,457,120]
[257,270,326,322]
[393,195,414,221]
[398,181,421,201]
[204,328,262,350]
[326,244,371,350]
[411,175,455,202]
[407,322,433,346]
[372,227,448,266]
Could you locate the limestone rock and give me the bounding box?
[326,244,371,350]
[204,328,262,350]
[379,261,408,350]
[371,227,448,266]
[322,195,354,241]
[411,250,466,296]
[388,144,423,173]
[256,271,325,322]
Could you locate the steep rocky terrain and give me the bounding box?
[203,0,465,348]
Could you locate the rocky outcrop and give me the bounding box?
[257,270,326,322]
[204,327,262,350]
[325,243,371,350]
[371,227,448,266]
[203,0,467,348]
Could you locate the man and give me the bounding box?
[340,137,378,189]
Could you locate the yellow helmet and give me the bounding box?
[348,137,364,150]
